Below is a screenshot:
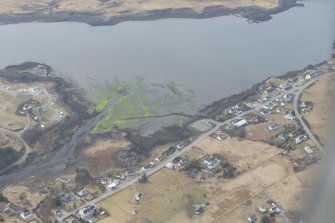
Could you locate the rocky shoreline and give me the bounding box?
[0,0,302,26]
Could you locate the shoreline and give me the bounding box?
[0,59,330,179]
[0,0,301,26]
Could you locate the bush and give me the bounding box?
[0,192,7,202]
[75,168,93,186]
[54,197,62,207]
[261,215,275,223]
[138,174,148,184]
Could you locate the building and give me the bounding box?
[268,123,280,132]
[233,119,247,128]
[142,162,155,172]
[247,214,257,223]
[166,162,176,169]
[155,155,165,162]
[295,134,308,144]
[134,192,144,202]
[278,82,292,90]
[284,113,295,120]
[79,205,95,218]
[20,211,32,220]
[108,179,121,188]
[305,71,324,80]
[76,188,88,197]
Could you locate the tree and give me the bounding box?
[138,174,148,184]
[54,197,62,207]
[0,192,8,202]
[261,215,274,223]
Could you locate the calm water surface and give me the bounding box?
[0,0,334,110]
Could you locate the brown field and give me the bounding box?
[0,80,68,131]
[98,168,206,223]
[0,91,26,131]
[3,185,46,209]
[80,137,132,176]
[96,135,314,223]
[195,137,280,172]
[0,132,23,151]
[0,0,279,17]
[300,73,335,145]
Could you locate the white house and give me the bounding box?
[295,135,308,144]
[20,211,32,220]
[233,119,247,128]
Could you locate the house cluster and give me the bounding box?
[274,93,293,107]
[227,103,252,116]
[17,99,40,116]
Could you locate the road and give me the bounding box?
[0,127,31,175]
[59,73,330,221]
[292,73,333,155]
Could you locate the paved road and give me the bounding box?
[292,73,334,155]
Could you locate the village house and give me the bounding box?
[76,188,88,197]
[20,210,33,221]
[232,119,247,128]
[295,134,308,144]
[260,109,271,116]
[278,82,292,90]
[203,155,219,170]
[263,102,275,110]
[305,71,324,80]
[142,162,155,172]
[108,178,121,188]
[154,154,165,162]
[267,123,281,132]
[247,214,257,223]
[134,192,144,202]
[284,113,295,120]
[79,205,95,219]
[277,132,289,142]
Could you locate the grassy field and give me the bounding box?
[300,73,335,145]
[0,0,279,17]
[98,169,206,223]
[0,91,26,131]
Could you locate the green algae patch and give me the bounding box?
[91,78,196,134]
